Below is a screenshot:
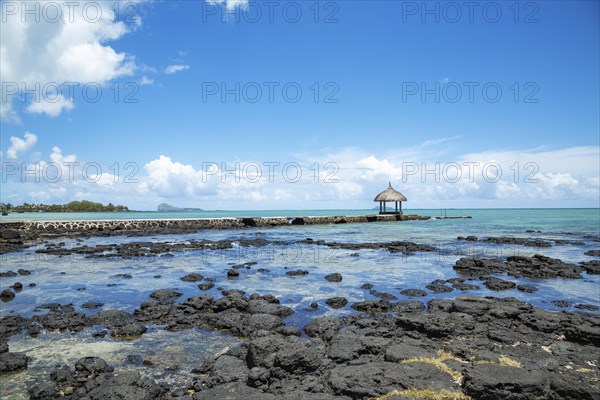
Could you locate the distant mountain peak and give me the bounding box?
[158,203,203,212]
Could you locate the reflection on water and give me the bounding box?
[1,327,239,399]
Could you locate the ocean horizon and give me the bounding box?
[2,207,599,222]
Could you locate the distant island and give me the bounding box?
[0,200,130,213]
[158,203,204,212]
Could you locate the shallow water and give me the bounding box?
[1,209,599,397]
[1,328,239,399]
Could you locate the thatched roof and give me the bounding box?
[374,182,407,202]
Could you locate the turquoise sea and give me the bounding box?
[1,208,599,397]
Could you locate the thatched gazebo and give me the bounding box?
[374,182,407,215]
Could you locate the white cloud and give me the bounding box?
[50,146,77,164]
[144,155,212,196]
[1,0,139,120]
[26,94,74,117]
[206,0,249,12]
[139,76,154,86]
[164,64,190,74]
[6,132,38,159]
[2,139,598,209]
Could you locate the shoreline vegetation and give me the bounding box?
[0,201,130,213]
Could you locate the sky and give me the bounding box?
[1,0,599,210]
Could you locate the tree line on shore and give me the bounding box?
[0,200,130,213]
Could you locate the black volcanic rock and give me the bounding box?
[454,255,584,279]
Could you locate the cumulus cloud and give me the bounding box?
[164,64,190,75]
[1,0,139,120]
[26,94,74,117]
[139,76,154,86]
[2,139,598,209]
[6,132,38,159]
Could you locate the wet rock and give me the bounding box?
[0,271,17,278]
[88,310,132,327]
[484,236,552,247]
[451,282,480,291]
[181,273,203,282]
[285,269,308,276]
[324,273,342,282]
[194,382,276,400]
[584,249,600,256]
[426,282,454,293]
[111,322,147,339]
[552,300,573,308]
[457,235,478,241]
[125,354,143,365]
[351,300,392,313]
[400,289,427,297]
[369,290,398,301]
[31,305,87,333]
[28,381,59,399]
[517,284,538,293]
[483,277,517,291]
[0,229,20,240]
[213,294,249,313]
[114,273,132,279]
[248,367,269,388]
[393,300,426,313]
[1,289,15,302]
[322,240,436,255]
[580,260,600,275]
[222,289,246,298]
[463,364,549,399]
[17,268,32,275]
[227,268,240,277]
[149,289,183,303]
[328,329,389,362]
[212,355,249,383]
[247,299,294,318]
[326,297,348,309]
[384,342,436,362]
[361,283,373,290]
[455,255,584,279]
[198,283,215,290]
[271,337,325,378]
[574,304,599,311]
[81,370,163,400]
[82,302,104,310]
[246,334,288,369]
[329,361,454,397]
[75,357,114,377]
[0,351,28,372]
[303,317,341,341]
[249,294,279,304]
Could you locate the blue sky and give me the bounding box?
[1,0,599,210]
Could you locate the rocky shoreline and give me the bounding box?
[2,289,599,400]
[0,215,431,254]
[1,223,599,399]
